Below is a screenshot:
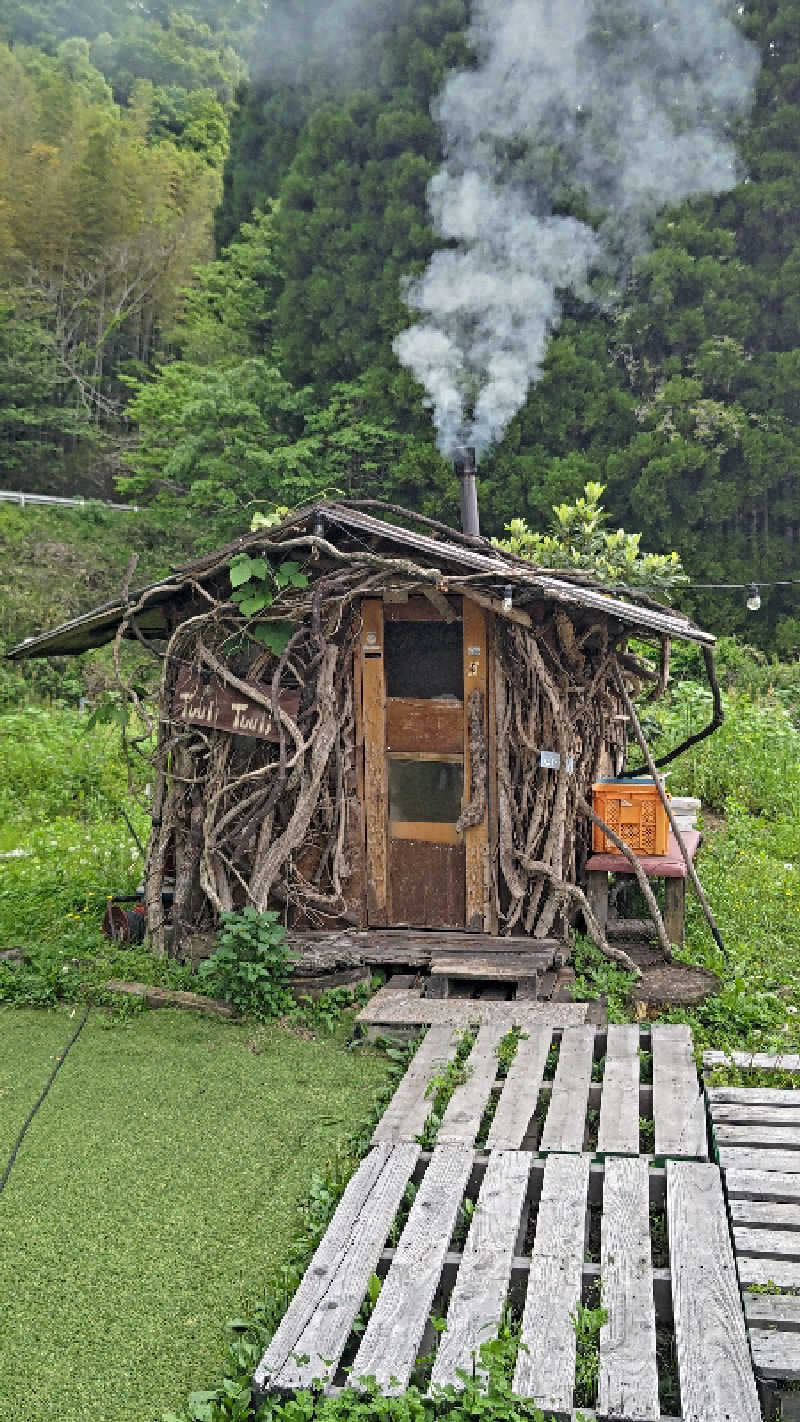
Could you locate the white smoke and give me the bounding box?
[394,0,760,456]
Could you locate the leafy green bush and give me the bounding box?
[198,909,297,1018]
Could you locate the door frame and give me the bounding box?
[357,594,494,932]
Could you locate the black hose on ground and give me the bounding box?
[0,1006,90,1194]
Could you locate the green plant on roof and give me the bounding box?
[228,552,308,655]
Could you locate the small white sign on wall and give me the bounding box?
[539,749,575,772]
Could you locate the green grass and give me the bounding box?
[0,1005,390,1422]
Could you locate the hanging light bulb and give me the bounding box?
[502,584,514,613]
[746,583,761,612]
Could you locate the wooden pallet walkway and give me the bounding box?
[253,1143,759,1419]
[706,1077,800,1411]
[369,1023,708,1159]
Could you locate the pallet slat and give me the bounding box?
[714,1122,800,1150]
[709,1087,800,1107]
[749,1329,800,1380]
[724,1164,800,1194]
[352,1144,474,1393]
[718,1147,800,1174]
[486,1026,551,1151]
[539,1026,594,1153]
[730,1198,800,1229]
[704,1050,800,1071]
[597,1024,640,1156]
[744,1292,800,1329]
[737,1256,800,1288]
[667,1159,761,1421]
[598,1156,660,1420]
[734,1225,800,1259]
[438,1023,506,1146]
[513,1153,590,1410]
[653,1026,707,1159]
[429,1151,531,1389]
[254,1143,419,1393]
[372,1027,461,1145]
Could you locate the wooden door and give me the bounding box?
[360,596,489,930]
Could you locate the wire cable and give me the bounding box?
[0,1006,90,1194]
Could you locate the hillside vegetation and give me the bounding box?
[0,0,798,649]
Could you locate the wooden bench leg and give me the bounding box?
[663,877,686,948]
[586,871,609,935]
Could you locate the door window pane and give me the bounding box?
[384,620,463,700]
[389,758,463,823]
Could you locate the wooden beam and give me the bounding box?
[462,597,489,932]
[361,599,388,924]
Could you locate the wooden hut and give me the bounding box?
[8,501,720,970]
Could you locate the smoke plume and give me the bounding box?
[394,0,760,457]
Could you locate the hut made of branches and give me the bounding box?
[8,501,719,963]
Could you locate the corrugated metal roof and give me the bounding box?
[5,500,714,659]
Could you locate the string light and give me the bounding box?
[746,583,762,612]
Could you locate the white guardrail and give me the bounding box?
[0,489,139,511]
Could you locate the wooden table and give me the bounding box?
[584,830,701,947]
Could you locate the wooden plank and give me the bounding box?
[597,1023,640,1156]
[513,1153,590,1409]
[487,1025,552,1151]
[485,610,498,935]
[734,1226,800,1259]
[726,1169,800,1202]
[462,597,489,932]
[666,1159,761,1422]
[749,1329,800,1380]
[719,1147,800,1174]
[386,698,463,754]
[438,1022,507,1145]
[429,1150,531,1388]
[254,1143,419,1393]
[372,1027,461,1145]
[362,599,388,925]
[712,1103,800,1127]
[710,1087,800,1107]
[539,1025,595,1153]
[652,1024,707,1158]
[598,1156,660,1420]
[704,1050,800,1072]
[356,987,588,1029]
[730,1198,800,1229]
[744,1291,800,1329]
[351,1144,474,1393]
[390,821,463,845]
[431,951,554,980]
[714,1123,800,1150]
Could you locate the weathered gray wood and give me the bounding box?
[486,1026,551,1151]
[712,1104,800,1128]
[352,1144,474,1393]
[598,1156,660,1420]
[710,1087,800,1108]
[725,1166,800,1199]
[666,1159,761,1422]
[539,1026,595,1153]
[597,1024,640,1156]
[734,1225,800,1259]
[430,1151,531,1389]
[715,1123,800,1150]
[652,1025,707,1158]
[730,1198,800,1229]
[513,1153,590,1409]
[744,1291,800,1329]
[254,1143,419,1393]
[737,1255,800,1287]
[704,1050,800,1071]
[357,987,587,1029]
[372,1027,461,1145]
[749,1329,800,1380]
[437,1023,507,1146]
[430,951,555,980]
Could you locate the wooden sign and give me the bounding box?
[173,666,300,741]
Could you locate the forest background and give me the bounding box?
[0,0,799,659]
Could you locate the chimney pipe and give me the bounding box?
[454,445,480,538]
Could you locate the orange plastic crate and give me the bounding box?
[591,779,670,856]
